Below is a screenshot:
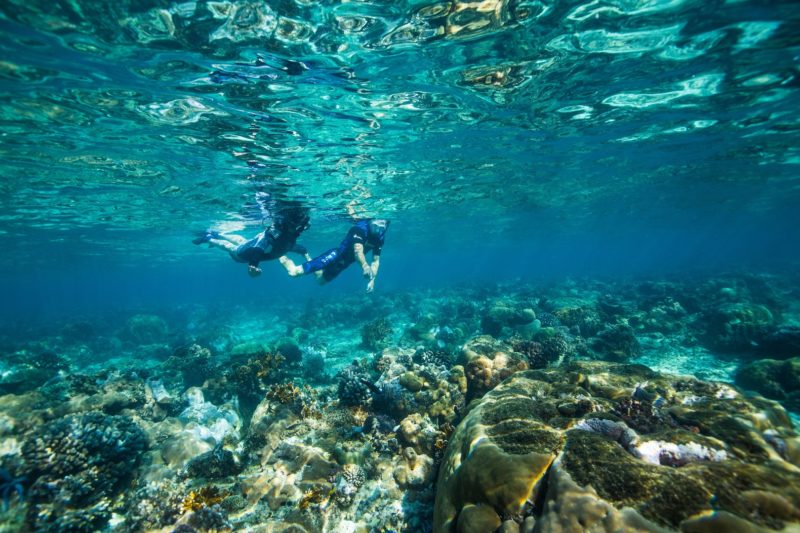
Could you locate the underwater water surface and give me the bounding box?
[1,0,800,532]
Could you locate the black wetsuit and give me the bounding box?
[234,229,306,267]
[301,220,385,281]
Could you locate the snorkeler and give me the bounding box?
[193,202,312,278]
[281,218,389,293]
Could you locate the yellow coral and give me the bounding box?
[300,403,322,419]
[267,382,302,404]
[255,352,285,378]
[298,486,334,510]
[181,486,228,513]
[350,406,369,426]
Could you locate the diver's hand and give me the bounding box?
[248,265,262,278]
[366,278,375,293]
[362,264,374,279]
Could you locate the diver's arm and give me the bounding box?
[291,243,312,262]
[354,243,372,279]
[366,253,380,293]
[370,253,380,279]
[248,263,262,277]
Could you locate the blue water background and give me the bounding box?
[2,206,798,322]
[1,0,799,322]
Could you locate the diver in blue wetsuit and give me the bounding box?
[282,218,389,292]
[194,205,312,278]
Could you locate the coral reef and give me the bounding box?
[336,363,375,407]
[123,314,169,345]
[160,388,241,470]
[182,486,229,512]
[0,349,70,395]
[0,467,25,511]
[210,350,286,414]
[590,323,641,362]
[361,317,393,350]
[274,336,303,364]
[186,445,242,479]
[164,343,215,388]
[332,463,365,506]
[434,361,800,532]
[759,325,800,359]
[462,335,528,399]
[735,357,800,411]
[1,273,799,532]
[21,412,148,531]
[480,301,536,337]
[124,477,186,531]
[703,302,776,352]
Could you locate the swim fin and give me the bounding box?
[192,230,221,245]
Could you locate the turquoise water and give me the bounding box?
[2,1,800,532]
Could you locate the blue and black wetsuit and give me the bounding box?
[302,219,385,281]
[235,230,307,267]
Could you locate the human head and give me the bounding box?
[368,219,390,238]
[277,206,311,235]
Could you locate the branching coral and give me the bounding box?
[227,352,286,404]
[267,382,322,419]
[266,382,302,404]
[361,318,393,350]
[22,412,147,531]
[337,365,375,407]
[332,464,366,507]
[512,340,548,369]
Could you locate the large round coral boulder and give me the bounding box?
[434,361,800,533]
[735,357,800,412]
[703,302,775,352]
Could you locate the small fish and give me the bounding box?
[358,378,382,396]
[42,371,67,387]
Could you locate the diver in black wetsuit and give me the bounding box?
[282,218,389,292]
[193,204,312,278]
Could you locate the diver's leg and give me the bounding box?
[283,248,339,278]
[318,258,350,285]
[193,229,247,246]
[207,238,239,255]
[219,234,247,245]
[279,248,312,275]
[279,256,304,277]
